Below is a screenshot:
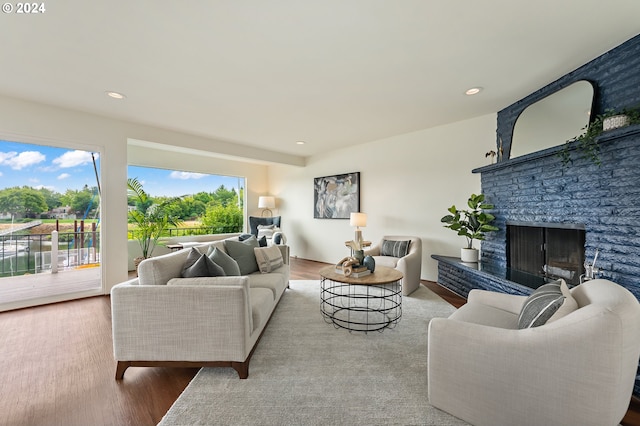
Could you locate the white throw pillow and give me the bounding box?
[257,224,279,239]
[254,245,284,273]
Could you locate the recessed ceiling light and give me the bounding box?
[465,87,483,96]
[296,141,306,145]
[106,91,126,99]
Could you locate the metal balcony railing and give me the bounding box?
[0,230,100,278]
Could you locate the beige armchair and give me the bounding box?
[364,236,422,295]
[428,279,640,426]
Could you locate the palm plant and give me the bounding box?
[127,177,182,260]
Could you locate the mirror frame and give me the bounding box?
[509,80,595,159]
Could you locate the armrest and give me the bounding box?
[364,244,381,256]
[467,289,527,315]
[278,244,290,264]
[111,277,253,362]
[396,250,421,277]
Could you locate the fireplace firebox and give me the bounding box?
[507,222,585,286]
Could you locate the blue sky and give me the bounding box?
[0,140,243,197]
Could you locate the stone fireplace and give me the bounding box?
[433,33,640,395]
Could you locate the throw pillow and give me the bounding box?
[254,245,284,273]
[181,248,226,278]
[273,232,283,245]
[207,247,241,276]
[257,224,276,239]
[547,279,579,322]
[518,280,566,329]
[380,240,411,257]
[225,236,260,275]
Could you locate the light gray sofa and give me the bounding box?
[111,236,290,379]
[428,279,640,426]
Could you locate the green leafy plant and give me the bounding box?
[441,193,499,249]
[127,177,182,259]
[559,106,640,167]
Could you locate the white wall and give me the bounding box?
[269,113,497,281]
[0,93,497,298]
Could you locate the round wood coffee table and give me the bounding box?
[319,265,403,333]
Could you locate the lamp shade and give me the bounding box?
[350,212,367,228]
[258,196,275,209]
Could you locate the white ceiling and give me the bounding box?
[2,1,640,163]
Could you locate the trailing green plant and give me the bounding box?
[127,177,183,259]
[441,193,499,249]
[558,105,640,167]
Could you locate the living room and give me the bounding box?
[2,2,640,425]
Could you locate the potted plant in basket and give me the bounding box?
[127,177,182,271]
[441,193,498,262]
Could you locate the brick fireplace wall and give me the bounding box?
[479,125,640,300]
[477,33,640,395]
[479,32,640,300]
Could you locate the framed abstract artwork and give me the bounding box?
[313,172,360,219]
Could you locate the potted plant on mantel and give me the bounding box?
[127,177,182,272]
[558,105,640,167]
[441,193,499,263]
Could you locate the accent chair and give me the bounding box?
[364,236,422,295]
[427,279,640,426]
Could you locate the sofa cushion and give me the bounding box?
[225,236,260,275]
[181,248,226,278]
[380,239,410,257]
[371,255,399,268]
[450,302,520,329]
[247,269,288,300]
[207,247,241,276]
[254,245,284,273]
[518,281,567,329]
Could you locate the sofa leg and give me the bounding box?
[232,361,249,379]
[115,361,131,380]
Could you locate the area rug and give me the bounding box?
[158,280,470,426]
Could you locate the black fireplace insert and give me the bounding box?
[507,222,585,286]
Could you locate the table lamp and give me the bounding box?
[350,212,367,246]
[258,196,275,217]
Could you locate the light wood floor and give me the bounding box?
[0,257,637,426]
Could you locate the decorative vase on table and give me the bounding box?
[461,248,479,263]
[354,250,365,265]
[363,255,376,272]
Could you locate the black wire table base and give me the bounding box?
[320,277,402,333]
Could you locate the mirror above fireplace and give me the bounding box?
[509,80,595,159]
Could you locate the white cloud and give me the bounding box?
[53,150,98,168]
[0,171,3,177]
[58,173,71,180]
[0,150,46,170]
[170,171,207,180]
[0,151,17,164]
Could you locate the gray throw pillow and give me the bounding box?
[380,240,410,257]
[517,281,565,329]
[207,247,241,276]
[182,248,226,278]
[225,236,259,275]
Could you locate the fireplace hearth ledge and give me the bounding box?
[432,254,545,299]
